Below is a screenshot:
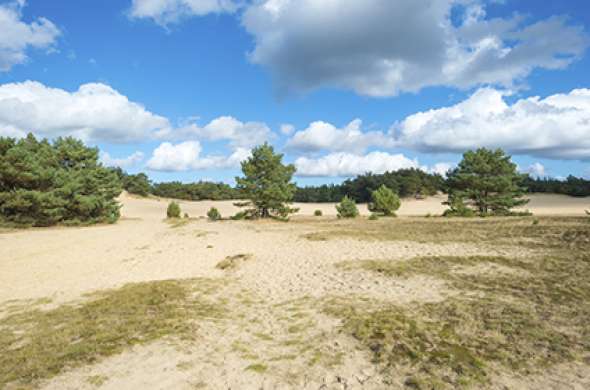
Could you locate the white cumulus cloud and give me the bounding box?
[294,151,420,177]
[100,151,145,168]
[0,81,170,142]
[0,0,61,71]
[287,119,393,154]
[157,115,273,148]
[129,0,239,25]
[397,88,590,160]
[242,0,588,97]
[525,162,547,178]
[147,140,250,171]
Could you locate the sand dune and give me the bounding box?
[1,193,588,389]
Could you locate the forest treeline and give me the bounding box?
[118,168,590,202]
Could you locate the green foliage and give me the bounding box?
[207,207,221,221]
[0,134,122,227]
[166,201,181,219]
[443,193,476,217]
[368,213,379,221]
[235,143,297,219]
[152,180,241,201]
[445,148,529,217]
[368,185,400,216]
[314,209,323,217]
[295,168,444,203]
[336,196,359,218]
[231,211,248,220]
[524,175,590,197]
[122,173,151,197]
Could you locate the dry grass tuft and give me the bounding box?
[216,254,253,270]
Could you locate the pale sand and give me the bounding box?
[1,192,588,389]
[134,192,590,218]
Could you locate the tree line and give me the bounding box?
[294,168,445,203]
[2,133,588,226]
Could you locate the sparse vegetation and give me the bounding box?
[0,279,223,388]
[245,363,268,374]
[368,185,400,216]
[207,207,221,221]
[216,254,253,270]
[336,196,359,218]
[325,218,590,388]
[314,209,322,217]
[166,201,181,219]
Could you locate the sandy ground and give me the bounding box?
[1,193,589,389]
[142,193,589,218]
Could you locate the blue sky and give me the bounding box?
[1,0,589,185]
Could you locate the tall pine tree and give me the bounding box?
[235,143,297,219]
[445,148,529,216]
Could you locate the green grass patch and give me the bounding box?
[245,363,268,374]
[0,279,224,388]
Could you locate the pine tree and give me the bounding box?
[0,134,122,226]
[445,148,529,216]
[235,143,297,219]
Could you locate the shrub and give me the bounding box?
[443,195,476,218]
[314,209,323,217]
[167,202,181,219]
[368,213,379,221]
[336,196,359,218]
[184,213,189,219]
[368,185,400,216]
[231,211,248,220]
[207,207,221,221]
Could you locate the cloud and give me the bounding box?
[0,81,170,142]
[146,140,250,171]
[429,162,455,177]
[396,87,590,160]
[242,0,588,97]
[100,151,145,168]
[294,151,420,177]
[525,162,547,178]
[0,0,61,71]
[287,119,393,154]
[156,116,273,148]
[129,0,239,25]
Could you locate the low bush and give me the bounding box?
[336,196,359,218]
[368,185,400,216]
[368,213,379,221]
[167,202,181,219]
[314,209,323,217]
[207,207,221,221]
[231,211,248,220]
